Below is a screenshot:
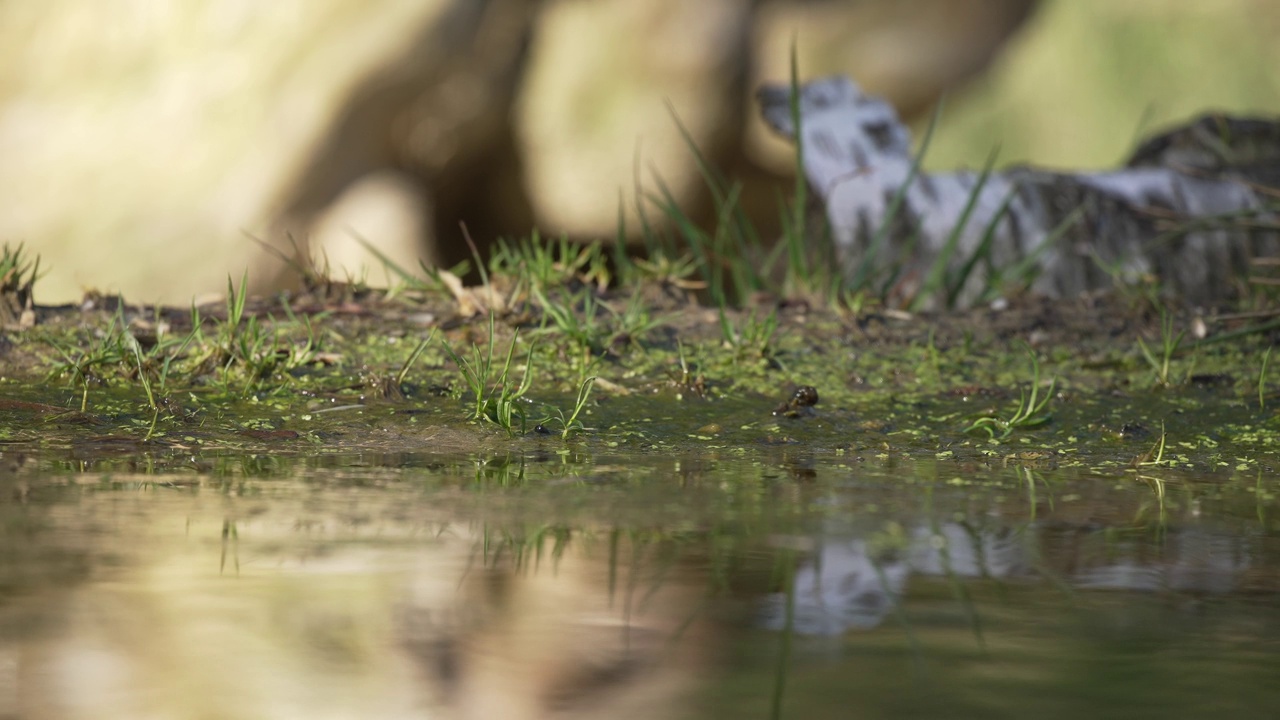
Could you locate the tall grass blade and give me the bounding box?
[848,99,943,293]
[912,147,999,311]
[785,40,809,296]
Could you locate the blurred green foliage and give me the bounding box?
[929,0,1280,170]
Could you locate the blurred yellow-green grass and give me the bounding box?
[929,0,1280,171]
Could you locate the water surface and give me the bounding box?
[2,448,1277,719]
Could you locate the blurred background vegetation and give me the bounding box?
[927,0,1280,170]
[1,0,1278,303]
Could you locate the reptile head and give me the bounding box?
[757,75,914,196]
[756,75,911,159]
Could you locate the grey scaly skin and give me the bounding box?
[759,76,1280,308]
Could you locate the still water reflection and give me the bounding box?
[1,451,1277,719]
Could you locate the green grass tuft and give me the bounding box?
[965,349,1056,440]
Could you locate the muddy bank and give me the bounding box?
[2,282,1276,477]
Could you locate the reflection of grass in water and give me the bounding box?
[871,560,925,675]
[769,547,795,720]
[472,453,528,487]
[919,487,986,660]
[927,521,986,654]
[220,519,238,575]
[1130,423,1173,533]
[480,521,571,572]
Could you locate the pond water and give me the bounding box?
[2,447,1278,719]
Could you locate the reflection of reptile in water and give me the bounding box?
[760,522,1249,637]
[758,77,1280,308]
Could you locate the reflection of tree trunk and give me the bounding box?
[759,77,1280,308]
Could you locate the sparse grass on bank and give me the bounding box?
[964,349,1056,441]
[3,65,1277,463]
[6,257,1275,477]
[0,242,40,327]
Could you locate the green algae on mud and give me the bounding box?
[1,282,1277,476]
